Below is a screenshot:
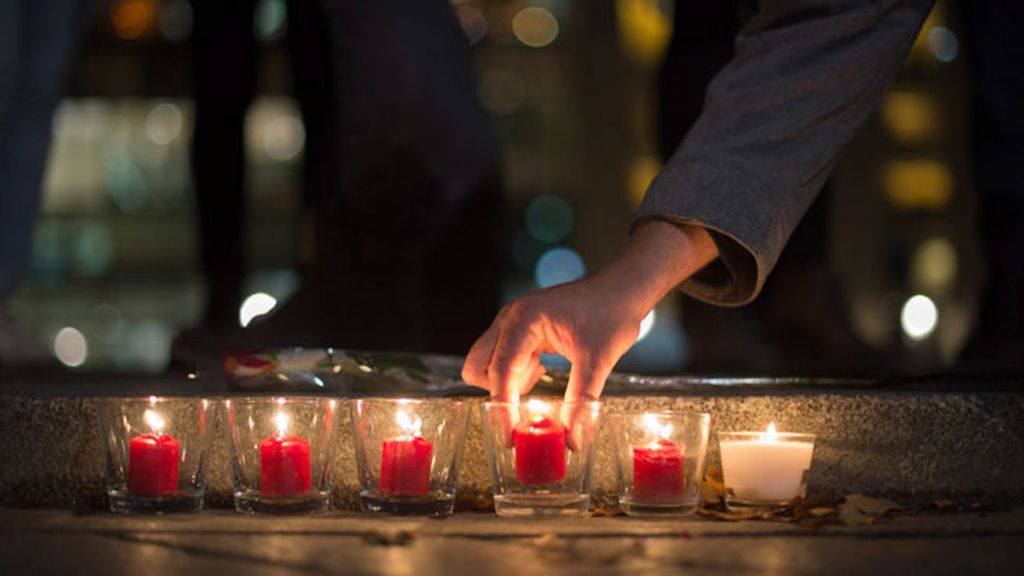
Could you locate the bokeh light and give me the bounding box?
[111,0,159,40]
[616,0,672,66]
[52,327,88,368]
[455,5,487,45]
[512,6,559,48]
[72,223,115,277]
[911,237,958,292]
[158,0,192,41]
[525,195,574,244]
[883,159,953,211]
[880,91,937,144]
[248,101,306,162]
[535,247,585,288]
[239,292,278,327]
[255,0,287,42]
[927,26,958,63]
[901,294,939,341]
[636,309,656,342]
[145,103,183,146]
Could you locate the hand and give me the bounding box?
[462,220,718,404]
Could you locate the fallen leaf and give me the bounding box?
[838,494,901,526]
[700,465,726,505]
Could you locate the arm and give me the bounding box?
[464,0,935,402]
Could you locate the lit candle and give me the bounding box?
[719,423,815,503]
[513,400,566,485]
[379,408,433,496]
[632,414,685,501]
[128,407,180,496]
[259,410,312,496]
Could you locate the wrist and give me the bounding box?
[589,220,717,318]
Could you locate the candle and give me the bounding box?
[128,409,180,495]
[259,411,312,496]
[632,414,685,501]
[379,409,433,496]
[513,401,566,485]
[719,423,815,503]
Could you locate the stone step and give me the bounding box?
[1,370,1022,510]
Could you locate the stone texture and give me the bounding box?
[2,373,1024,510]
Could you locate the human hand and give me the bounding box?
[463,219,718,414]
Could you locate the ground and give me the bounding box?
[1,508,1022,575]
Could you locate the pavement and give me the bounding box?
[1,508,1022,575]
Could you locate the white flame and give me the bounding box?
[274,412,289,437]
[643,413,673,442]
[762,422,778,443]
[143,409,165,434]
[396,409,422,437]
[526,399,550,415]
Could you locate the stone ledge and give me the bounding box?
[2,375,1022,510]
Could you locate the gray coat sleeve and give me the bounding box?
[635,0,936,306]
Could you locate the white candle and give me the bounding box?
[719,423,815,503]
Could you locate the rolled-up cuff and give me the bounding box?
[634,162,790,307]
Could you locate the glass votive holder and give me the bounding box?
[608,410,710,516]
[482,399,601,517]
[718,423,816,509]
[351,398,470,516]
[223,397,338,514]
[98,396,213,514]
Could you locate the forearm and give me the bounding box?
[589,220,718,319]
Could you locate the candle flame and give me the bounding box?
[274,412,289,437]
[763,422,778,443]
[396,409,422,437]
[525,399,550,415]
[643,413,673,443]
[143,409,165,434]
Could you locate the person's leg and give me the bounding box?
[959,1,1024,367]
[189,0,257,329]
[306,0,503,353]
[0,0,91,298]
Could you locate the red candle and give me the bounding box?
[379,436,433,496]
[514,415,566,485]
[632,438,685,501]
[260,412,311,496]
[128,433,180,495]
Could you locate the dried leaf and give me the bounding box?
[700,465,726,505]
[933,499,956,511]
[808,507,838,518]
[838,494,901,526]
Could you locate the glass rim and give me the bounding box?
[354,397,467,407]
[222,396,339,406]
[101,396,213,405]
[607,409,710,422]
[717,430,816,442]
[481,399,602,409]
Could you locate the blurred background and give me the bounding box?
[5,0,1004,375]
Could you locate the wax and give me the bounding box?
[379,436,433,496]
[128,433,180,495]
[514,415,566,485]
[632,438,685,501]
[719,439,814,502]
[260,434,312,496]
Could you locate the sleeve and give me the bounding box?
[635,0,936,306]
